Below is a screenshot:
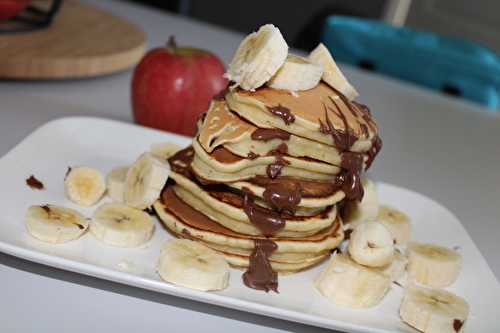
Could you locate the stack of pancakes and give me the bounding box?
[154,82,381,291]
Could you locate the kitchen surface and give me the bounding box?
[0,0,499,332]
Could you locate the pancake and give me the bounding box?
[229,177,346,208]
[197,100,362,165]
[168,148,343,213]
[169,231,329,273]
[153,187,344,254]
[170,170,328,215]
[225,82,379,149]
[195,241,330,262]
[192,154,334,183]
[172,184,337,237]
[215,250,329,273]
[192,139,341,178]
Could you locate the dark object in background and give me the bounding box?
[128,0,386,50]
[0,0,63,33]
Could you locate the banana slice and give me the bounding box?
[64,166,106,206]
[90,203,154,247]
[343,178,379,226]
[106,166,129,203]
[315,254,390,308]
[157,239,230,291]
[400,285,469,333]
[376,249,408,281]
[407,242,461,288]
[150,142,182,160]
[267,54,323,91]
[26,205,88,243]
[124,152,170,209]
[308,43,359,100]
[348,221,394,267]
[225,24,288,91]
[377,205,411,245]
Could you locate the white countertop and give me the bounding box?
[1,1,499,332]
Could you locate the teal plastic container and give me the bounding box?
[322,16,500,111]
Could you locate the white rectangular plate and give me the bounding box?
[0,117,499,332]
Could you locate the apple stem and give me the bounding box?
[167,36,177,52]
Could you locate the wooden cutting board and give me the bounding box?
[0,0,145,79]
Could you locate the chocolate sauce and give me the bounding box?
[247,152,259,160]
[339,152,364,201]
[168,147,195,178]
[352,101,371,115]
[65,167,72,180]
[197,112,207,125]
[242,239,278,292]
[353,101,377,132]
[41,205,50,214]
[365,135,382,170]
[26,175,44,190]
[251,128,290,142]
[181,228,194,240]
[453,319,464,332]
[267,104,295,125]
[320,104,357,152]
[393,281,403,288]
[243,194,286,236]
[262,181,302,214]
[41,204,85,229]
[343,228,353,240]
[360,123,369,138]
[266,156,289,179]
[268,143,288,156]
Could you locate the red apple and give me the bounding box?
[0,0,31,21]
[132,37,227,136]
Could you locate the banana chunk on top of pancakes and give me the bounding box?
[154,23,382,293]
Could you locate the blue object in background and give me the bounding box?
[322,16,500,111]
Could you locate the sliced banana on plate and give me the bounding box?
[157,239,230,291]
[375,248,408,282]
[407,242,462,287]
[308,43,359,100]
[106,166,129,203]
[225,24,288,91]
[377,205,411,246]
[267,54,323,92]
[124,152,170,210]
[400,285,468,333]
[65,166,106,206]
[315,254,390,308]
[150,142,182,160]
[348,221,394,267]
[26,204,88,244]
[343,178,379,226]
[90,203,154,247]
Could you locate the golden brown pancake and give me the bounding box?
[226,82,379,148]
[158,186,342,244]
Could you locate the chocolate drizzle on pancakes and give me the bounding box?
[160,76,381,294]
[319,99,366,201]
[243,239,278,292]
[339,152,364,201]
[267,104,295,125]
[251,128,291,142]
[243,191,286,236]
[263,181,302,214]
[365,135,383,170]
